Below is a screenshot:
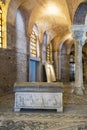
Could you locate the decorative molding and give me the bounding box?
[14,92,63,112]
[72,24,87,31]
[72,24,87,46]
[73,31,84,40]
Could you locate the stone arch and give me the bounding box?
[73,2,87,24]
[58,40,69,82]
[6,1,30,82]
[7,0,22,25]
[60,40,67,53]
[66,39,75,55]
[7,0,30,48]
[16,8,27,51]
[56,36,75,82]
[16,7,29,82]
[7,0,33,26]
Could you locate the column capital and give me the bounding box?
[71,24,87,46]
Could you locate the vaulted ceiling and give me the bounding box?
[7,0,87,49]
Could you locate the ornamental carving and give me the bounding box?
[16,93,60,107]
[72,31,86,46]
[73,31,84,40]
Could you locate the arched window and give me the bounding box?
[0,7,2,48]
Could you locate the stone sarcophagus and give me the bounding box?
[13,82,63,112]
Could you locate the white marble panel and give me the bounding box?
[14,92,63,112]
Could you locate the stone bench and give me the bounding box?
[13,82,63,112]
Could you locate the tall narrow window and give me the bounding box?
[30,30,37,57]
[0,7,2,48]
[30,25,40,58]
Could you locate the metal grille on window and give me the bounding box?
[0,7,2,48]
[30,30,37,57]
[46,44,52,64]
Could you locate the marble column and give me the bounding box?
[74,39,84,95]
[72,25,87,95]
[72,27,87,95]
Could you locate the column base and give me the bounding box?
[74,87,84,96]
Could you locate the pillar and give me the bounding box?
[72,26,87,95]
[74,40,84,95]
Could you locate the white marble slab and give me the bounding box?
[14,82,63,112]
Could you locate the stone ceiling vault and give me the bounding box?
[7,0,87,50]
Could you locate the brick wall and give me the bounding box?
[0,20,29,95]
[0,48,17,94]
[61,54,70,82]
[0,49,29,95]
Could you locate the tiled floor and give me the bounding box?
[0,82,87,130]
